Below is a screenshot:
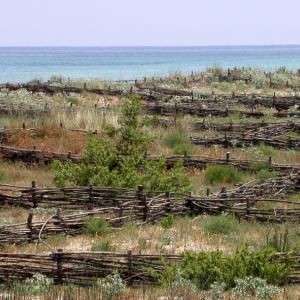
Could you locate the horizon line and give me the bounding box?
[1,44,300,48]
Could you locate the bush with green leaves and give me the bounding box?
[156,247,291,290]
[209,282,226,300]
[12,273,53,296]
[96,272,126,299]
[170,270,198,299]
[266,227,292,252]
[163,131,193,156]
[232,276,282,299]
[160,214,175,229]
[84,218,112,236]
[249,162,278,181]
[53,95,191,193]
[204,165,242,185]
[256,169,278,181]
[91,240,115,252]
[203,214,238,235]
[160,234,175,246]
[0,170,6,182]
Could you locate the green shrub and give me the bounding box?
[91,240,115,252]
[249,162,278,181]
[164,131,193,155]
[160,234,175,246]
[160,214,175,229]
[0,170,6,182]
[96,272,126,298]
[12,273,53,296]
[84,218,112,236]
[249,162,270,173]
[53,95,191,193]
[257,145,275,157]
[204,165,242,185]
[203,215,238,235]
[156,247,291,290]
[266,228,292,252]
[256,169,278,181]
[233,277,282,299]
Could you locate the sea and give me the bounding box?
[0,45,300,83]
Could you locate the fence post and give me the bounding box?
[32,181,37,208]
[174,103,178,125]
[184,151,189,166]
[165,191,171,213]
[88,186,94,210]
[186,192,193,213]
[246,199,250,216]
[68,151,72,160]
[138,185,148,222]
[268,156,272,167]
[84,82,87,90]
[27,212,33,241]
[22,122,26,130]
[226,152,230,163]
[206,188,210,197]
[54,249,64,285]
[56,208,62,222]
[127,250,133,285]
[224,134,229,148]
[221,187,227,204]
[118,202,123,227]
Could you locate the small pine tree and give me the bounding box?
[53,95,191,193]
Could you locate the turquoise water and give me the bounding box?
[1,46,300,83]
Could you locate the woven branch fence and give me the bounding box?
[144,102,300,118]
[0,251,298,286]
[2,82,300,110]
[0,174,299,245]
[156,119,300,136]
[190,134,300,150]
[1,145,299,174]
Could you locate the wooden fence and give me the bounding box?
[0,250,298,287]
[2,82,300,111]
[190,134,300,150]
[144,102,300,118]
[156,119,300,136]
[1,145,299,174]
[0,174,299,245]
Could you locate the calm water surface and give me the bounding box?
[0,46,300,83]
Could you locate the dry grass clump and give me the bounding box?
[0,160,54,187]
[4,125,87,154]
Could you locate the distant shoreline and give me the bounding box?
[0,46,300,83]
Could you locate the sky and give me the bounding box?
[1,0,300,46]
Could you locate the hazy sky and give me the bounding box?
[1,0,300,46]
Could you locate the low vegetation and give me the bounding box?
[204,165,242,185]
[53,95,191,192]
[0,68,300,298]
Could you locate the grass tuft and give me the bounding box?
[84,218,112,236]
[204,165,242,185]
[203,215,238,235]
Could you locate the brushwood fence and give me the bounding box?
[0,251,298,287]
[2,82,300,111]
[1,145,299,174]
[156,119,300,136]
[190,134,300,150]
[144,102,300,118]
[0,174,299,246]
